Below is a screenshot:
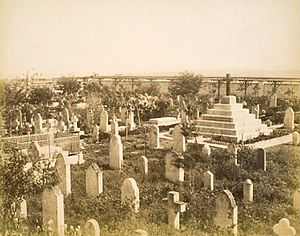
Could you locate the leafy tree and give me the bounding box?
[57,78,81,96]
[28,87,53,105]
[252,83,260,97]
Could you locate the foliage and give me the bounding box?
[57,78,81,96]
[28,87,54,105]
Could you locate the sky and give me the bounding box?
[1,0,300,78]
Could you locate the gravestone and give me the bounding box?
[111,119,119,135]
[61,108,70,126]
[86,163,103,197]
[293,189,300,210]
[173,125,186,153]
[121,178,139,212]
[202,144,211,156]
[284,107,294,130]
[138,156,148,175]
[100,110,108,132]
[84,219,100,236]
[214,190,238,236]
[165,151,184,183]
[227,143,238,165]
[28,142,41,162]
[57,121,67,133]
[180,110,187,124]
[203,171,214,191]
[34,113,43,133]
[19,198,27,218]
[166,191,186,229]
[149,124,159,148]
[256,148,266,171]
[270,94,277,107]
[42,186,64,236]
[273,218,296,236]
[72,116,80,132]
[121,108,127,124]
[292,132,300,145]
[109,134,123,169]
[92,125,99,142]
[127,109,136,131]
[168,98,174,107]
[243,179,253,202]
[134,229,148,236]
[16,109,23,126]
[55,153,71,196]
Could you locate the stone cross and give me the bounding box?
[55,153,71,196]
[273,218,296,236]
[100,110,108,132]
[42,186,64,236]
[173,125,186,153]
[165,191,186,229]
[86,163,103,197]
[284,107,294,130]
[109,134,123,169]
[214,190,238,236]
[203,171,214,191]
[225,73,232,96]
[149,124,159,148]
[165,151,184,183]
[84,219,100,236]
[138,156,148,175]
[292,131,300,145]
[256,148,266,171]
[121,178,140,212]
[243,179,253,202]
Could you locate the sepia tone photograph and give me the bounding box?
[0,0,299,235]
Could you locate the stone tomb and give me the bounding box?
[196,95,271,142]
[42,186,64,236]
[214,190,238,236]
[121,178,139,212]
[86,163,103,197]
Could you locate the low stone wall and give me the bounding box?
[245,134,292,149]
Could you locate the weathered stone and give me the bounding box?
[284,107,294,130]
[273,218,296,236]
[173,125,186,153]
[55,153,71,196]
[292,132,300,145]
[149,124,159,148]
[109,134,123,169]
[270,94,277,107]
[100,110,108,132]
[84,219,100,236]
[243,179,253,202]
[203,171,214,191]
[166,191,186,229]
[256,148,266,171]
[86,163,103,197]
[202,144,211,156]
[138,156,148,175]
[121,178,139,212]
[165,151,184,183]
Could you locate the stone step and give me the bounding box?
[202,113,256,122]
[196,125,263,136]
[213,103,244,110]
[206,108,250,116]
[197,130,262,142]
[197,119,262,129]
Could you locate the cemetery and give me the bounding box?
[0,73,300,235]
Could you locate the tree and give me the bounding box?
[28,87,54,105]
[268,80,283,95]
[238,79,253,99]
[57,78,81,96]
[252,83,260,97]
[168,71,203,99]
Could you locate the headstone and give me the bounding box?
[61,108,70,126]
[121,178,139,212]
[121,108,127,124]
[45,119,52,132]
[138,156,148,175]
[243,179,253,202]
[173,125,186,153]
[57,121,67,133]
[111,119,119,135]
[149,124,159,148]
[34,113,43,133]
[202,144,211,156]
[292,132,300,145]
[203,171,214,191]
[28,141,41,162]
[214,190,238,236]
[92,125,99,142]
[86,163,103,197]
[55,153,71,196]
[256,148,266,171]
[127,109,136,131]
[134,229,148,236]
[196,109,200,120]
[166,191,186,229]
[72,116,80,132]
[293,189,300,210]
[273,218,296,236]
[180,110,187,124]
[19,198,27,218]
[284,107,294,130]
[100,110,108,132]
[270,94,277,107]
[84,219,100,236]
[109,134,123,169]
[42,186,64,236]
[165,151,184,183]
[227,143,238,165]
[16,109,23,127]
[265,119,272,127]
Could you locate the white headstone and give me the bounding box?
[292,132,300,146]
[173,125,186,153]
[109,134,123,169]
[243,179,253,202]
[284,107,294,130]
[34,113,43,133]
[138,156,148,175]
[19,198,27,218]
[127,110,136,131]
[100,110,108,132]
[86,163,103,197]
[55,153,71,196]
[149,124,159,148]
[121,178,139,212]
[273,218,296,236]
[84,219,100,236]
[165,151,184,183]
[111,119,119,135]
[203,171,214,191]
[166,191,186,229]
[42,186,64,236]
[202,144,211,156]
[293,189,300,210]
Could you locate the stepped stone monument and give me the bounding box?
[196,95,271,142]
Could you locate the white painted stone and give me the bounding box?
[19,198,27,218]
[109,134,123,169]
[243,179,253,202]
[214,190,238,236]
[165,151,184,183]
[166,191,186,229]
[86,163,103,197]
[127,110,136,131]
[100,110,108,132]
[149,124,159,148]
[111,119,119,135]
[34,113,43,133]
[273,218,296,236]
[84,219,100,236]
[284,107,294,130]
[121,178,139,212]
[292,131,300,145]
[55,153,71,196]
[173,125,186,153]
[42,186,64,236]
[203,171,214,191]
[138,156,148,175]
